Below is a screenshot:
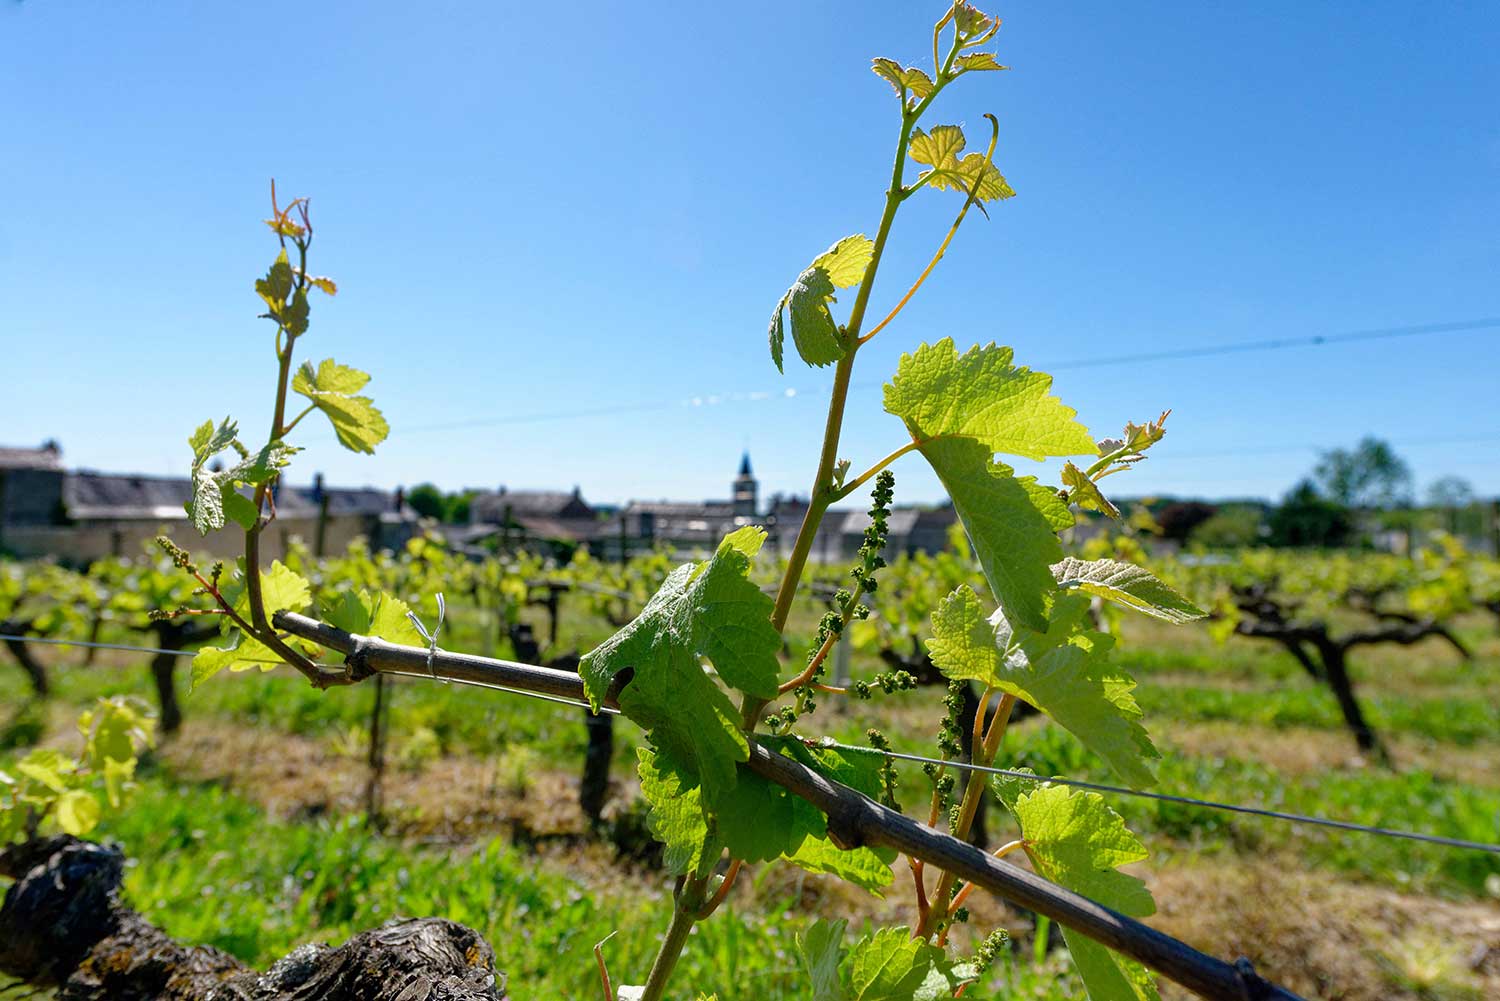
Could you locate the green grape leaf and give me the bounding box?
[232,440,299,485]
[917,436,1062,633]
[909,126,967,172]
[16,748,75,792]
[956,52,1007,72]
[292,359,390,455]
[324,588,425,646]
[186,417,241,534]
[637,746,722,876]
[55,788,102,836]
[993,776,1159,1001]
[80,696,154,774]
[774,738,896,890]
[871,58,934,99]
[220,560,311,626]
[1061,461,1120,519]
[190,631,283,688]
[189,417,240,465]
[185,421,298,535]
[220,487,260,531]
[909,126,1014,201]
[101,756,138,810]
[953,3,997,36]
[769,235,873,372]
[1051,557,1206,624]
[1025,479,1075,532]
[639,738,893,891]
[884,339,1097,631]
[929,588,1158,785]
[581,529,781,806]
[255,249,295,310]
[282,287,310,337]
[884,340,1096,461]
[842,927,979,1001]
[797,918,849,1001]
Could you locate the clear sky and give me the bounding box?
[3,1,1497,509]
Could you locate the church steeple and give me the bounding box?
[732,451,758,518]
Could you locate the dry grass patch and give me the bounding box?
[1158,720,1500,788]
[1151,858,1500,1001]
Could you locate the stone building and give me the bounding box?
[0,442,416,564]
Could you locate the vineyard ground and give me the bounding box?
[3,597,1498,1000]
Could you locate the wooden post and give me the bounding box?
[1491,499,1500,557]
[366,674,389,827]
[546,585,563,648]
[618,516,628,565]
[313,473,330,558]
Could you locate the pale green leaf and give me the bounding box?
[769,235,872,372]
[815,235,875,287]
[884,339,1096,461]
[230,440,299,486]
[16,748,75,792]
[293,358,390,454]
[222,561,311,624]
[186,416,241,534]
[55,788,102,836]
[1051,558,1206,624]
[909,126,968,170]
[636,746,722,876]
[956,52,1007,72]
[1025,479,1075,532]
[1061,461,1121,519]
[993,777,1159,1001]
[324,588,425,646]
[842,927,976,1001]
[255,249,294,309]
[798,918,848,1001]
[909,126,1014,202]
[871,58,934,99]
[191,631,278,688]
[80,696,154,772]
[220,487,260,531]
[930,588,1158,785]
[953,3,997,36]
[581,530,781,805]
[102,756,137,809]
[916,436,1062,632]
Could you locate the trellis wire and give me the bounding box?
[7,632,1497,856]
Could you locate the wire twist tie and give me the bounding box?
[405,593,446,683]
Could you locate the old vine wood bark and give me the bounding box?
[0,836,507,1000]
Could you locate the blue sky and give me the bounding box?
[3,1,1497,508]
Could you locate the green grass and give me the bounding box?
[5,593,1499,997]
[1136,682,1500,747]
[1003,723,1500,898]
[64,767,1075,1000]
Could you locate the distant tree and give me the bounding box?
[1189,505,1264,549]
[1314,437,1412,510]
[1269,479,1351,548]
[1156,501,1217,542]
[406,483,446,521]
[1426,476,1474,510]
[444,489,479,524]
[1426,475,1478,537]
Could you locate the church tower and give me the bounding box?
[732,452,758,518]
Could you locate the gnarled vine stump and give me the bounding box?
[0,836,508,1001]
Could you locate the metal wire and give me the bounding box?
[861,746,1500,855]
[1,634,186,658]
[7,632,1497,855]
